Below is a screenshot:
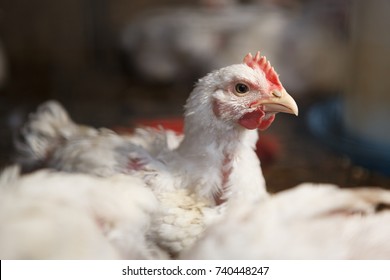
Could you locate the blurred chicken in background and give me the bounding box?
[121,0,349,94]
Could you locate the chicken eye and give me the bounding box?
[234,83,250,95]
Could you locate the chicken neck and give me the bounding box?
[173,105,267,205]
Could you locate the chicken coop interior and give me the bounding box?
[0,0,389,192]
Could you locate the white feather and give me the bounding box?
[183,183,390,259]
[0,167,165,259]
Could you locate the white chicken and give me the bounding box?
[15,52,298,255]
[0,166,165,259]
[182,183,390,259]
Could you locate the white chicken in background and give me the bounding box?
[182,183,390,259]
[0,166,165,259]
[121,0,348,94]
[121,5,256,85]
[15,52,298,256]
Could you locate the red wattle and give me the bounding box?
[238,110,265,130]
[238,110,275,130]
[258,114,275,131]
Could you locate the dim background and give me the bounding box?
[0,0,389,192]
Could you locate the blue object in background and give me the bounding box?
[307,98,390,176]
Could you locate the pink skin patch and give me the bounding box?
[238,109,275,130]
[214,153,233,206]
[127,158,146,171]
[212,99,224,117]
[213,99,275,131]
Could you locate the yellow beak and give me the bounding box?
[252,88,298,116]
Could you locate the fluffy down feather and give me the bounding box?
[0,166,166,259]
[152,189,224,256]
[182,183,390,259]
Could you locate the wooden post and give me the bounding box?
[344,0,390,145]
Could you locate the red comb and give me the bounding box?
[243,51,282,88]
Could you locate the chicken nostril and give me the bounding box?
[272,91,282,98]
